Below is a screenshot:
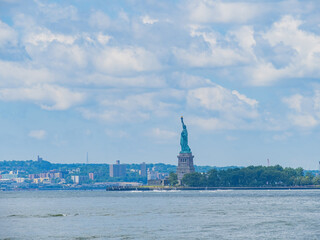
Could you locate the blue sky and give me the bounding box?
[1,0,320,169]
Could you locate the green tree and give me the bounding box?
[207,169,219,187]
[182,172,207,187]
[168,172,178,186]
[313,176,320,185]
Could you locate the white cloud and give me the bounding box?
[24,28,76,46]
[89,11,111,29]
[188,0,261,23]
[288,114,318,128]
[190,117,236,130]
[283,90,320,128]
[29,130,46,140]
[283,94,303,112]
[231,90,258,107]
[150,128,178,139]
[172,72,213,89]
[187,85,259,130]
[83,74,166,88]
[229,26,256,53]
[174,46,244,67]
[102,92,157,111]
[26,42,87,70]
[80,108,150,123]
[141,15,158,25]
[119,10,129,22]
[0,84,85,110]
[188,85,258,118]
[94,47,161,75]
[101,90,180,116]
[174,26,254,67]
[96,33,111,45]
[80,89,182,123]
[247,62,289,86]
[35,1,78,22]
[249,15,320,86]
[0,20,17,46]
[0,61,53,87]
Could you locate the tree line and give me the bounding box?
[178,165,320,187]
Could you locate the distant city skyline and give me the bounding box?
[1,1,320,169]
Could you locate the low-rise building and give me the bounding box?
[147,179,169,186]
[1,174,18,180]
[71,175,88,184]
[89,173,94,180]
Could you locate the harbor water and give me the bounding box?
[1,190,320,239]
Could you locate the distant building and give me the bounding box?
[147,179,169,186]
[54,172,63,179]
[89,173,94,180]
[147,167,158,180]
[140,162,147,177]
[71,175,88,184]
[1,174,18,180]
[37,155,44,162]
[39,173,48,178]
[29,174,39,179]
[147,167,168,180]
[32,177,50,184]
[71,175,80,184]
[15,178,25,183]
[29,171,64,181]
[109,160,127,178]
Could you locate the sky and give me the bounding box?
[1,0,320,169]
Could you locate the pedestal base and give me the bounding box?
[176,152,195,180]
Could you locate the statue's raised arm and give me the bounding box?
[181,116,185,128]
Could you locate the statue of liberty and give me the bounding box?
[180,116,191,153]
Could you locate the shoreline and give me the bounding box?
[106,186,320,191]
[2,186,320,192]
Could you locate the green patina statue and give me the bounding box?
[180,116,191,153]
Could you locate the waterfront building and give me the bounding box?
[176,117,195,181]
[147,179,169,186]
[109,160,127,178]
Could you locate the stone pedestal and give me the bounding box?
[177,152,195,180]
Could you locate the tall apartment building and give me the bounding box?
[140,162,147,177]
[109,160,127,178]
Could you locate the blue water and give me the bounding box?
[1,190,320,239]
